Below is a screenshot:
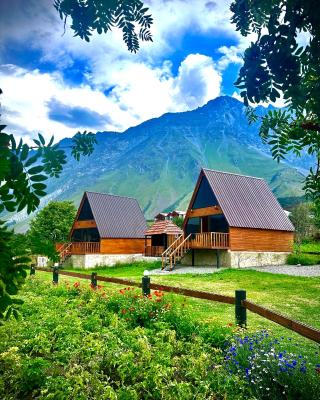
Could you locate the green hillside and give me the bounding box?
[9,96,305,231]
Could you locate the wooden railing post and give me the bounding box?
[91,272,97,288]
[30,264,36,276]
[52,265,59,285]
[235,289,247,327]
[142,273,150,296]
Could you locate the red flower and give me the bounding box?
[73,282,80,288]
[119,289,125,295]
[121,309,127,314]
[227,323,233,327]
[156,298,162,303]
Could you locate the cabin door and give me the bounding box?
[201,216,209,233]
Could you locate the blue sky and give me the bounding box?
[0,0,248,142]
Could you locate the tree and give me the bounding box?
[289,203,314,251]
[172,216,184,229]
[54,0,153,52]
[0,222,29,322]
[0,94,96,319]
[230,0,320,201]
[28,201,76,258]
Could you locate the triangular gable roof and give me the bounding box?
[187,168,294,232]
[145,220,183,236]
[77,192,147,238]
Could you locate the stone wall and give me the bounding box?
[65,254,160,269]
[181,249,289,268]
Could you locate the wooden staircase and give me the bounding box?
[161,234,192,270]
[161,232,230,270]
[57,243,72,263]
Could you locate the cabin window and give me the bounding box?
[185,217,201,234]
[78,198,94,220]
[208,214,229,233]
[192,176,218,209]
[151,234,167,247]
[71,228,99,242]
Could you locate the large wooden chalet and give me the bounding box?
[58,192,147,262]
[161,168,294,269]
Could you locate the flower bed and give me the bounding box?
[0,278,319,399]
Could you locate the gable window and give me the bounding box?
[192,176,218,209]
[78,197,94,220]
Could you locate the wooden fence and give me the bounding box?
[34,267,320,344]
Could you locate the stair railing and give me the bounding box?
[58,242,72,263]
[161,234,184,269]
[168,233,192,270]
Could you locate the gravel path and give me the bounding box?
[246,265,320,277]
[148,265,320,277]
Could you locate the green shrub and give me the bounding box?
[287,253,320,265]
[0,278,318,399]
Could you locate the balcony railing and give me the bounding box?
[189,232,229,249]
[71,241,100,254]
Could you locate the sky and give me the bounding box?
[0,0,251,143]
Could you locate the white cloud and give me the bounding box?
[1,53,222,142]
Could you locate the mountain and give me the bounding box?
[9,96,306,231]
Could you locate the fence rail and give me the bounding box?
[34,267,320,344]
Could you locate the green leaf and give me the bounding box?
[38,133,45,145]
[28,165,44,175]
[30,174,48,182]
[25,154,39,167]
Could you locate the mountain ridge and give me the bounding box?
[9,96,306,231]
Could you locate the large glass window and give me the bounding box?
[71,228,99,242]
[209,215,229,233]
[192,177,218,209]
[185,217,201,234]
[78,198,94,220]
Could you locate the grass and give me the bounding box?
[47,262,320,345]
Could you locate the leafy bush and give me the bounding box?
[225,331,320,399]
[0,278,319,399]
[0,279,241,400]
[287,253,320,265]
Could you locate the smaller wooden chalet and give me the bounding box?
[154,212,169,221]
[162,168,295,269]
[145,220,183,256]
[59,192,147,261]
[168,210,186,219]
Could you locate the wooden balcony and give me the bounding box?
[189,232,229,249]
[70,241,100,254]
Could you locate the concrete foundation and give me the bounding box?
[181,249,289,268]
[64,254,160,269]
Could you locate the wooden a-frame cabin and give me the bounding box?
[162,168,294,269]
[58,192,147,265]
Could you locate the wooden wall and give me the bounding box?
[229,227,294,252]
[100,238,146,254]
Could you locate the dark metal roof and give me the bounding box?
[145,220,183,236]
[202,168,295,232]
[85,192,147,238]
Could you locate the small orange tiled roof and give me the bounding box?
[145,220,183,236]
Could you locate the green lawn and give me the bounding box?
[48,262,320,345]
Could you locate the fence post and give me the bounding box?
[235,289,247,327]
[91,272,97,289]
[142,272,150,296]
[52,266,59,285]
[30,264,36,276]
